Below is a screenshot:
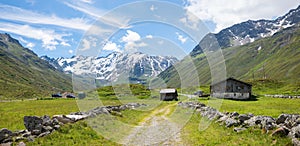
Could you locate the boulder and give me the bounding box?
[53,125,60,130]
[24,116,43,132]
[234,127,247,133]
[292,138,300,146]
[225,118,239,127]
[38,131,51,138]
[271,127,290,137]
[0,128,13,143]
[276,114,290,124]
[238,114,251,122]
[52,115,75,124]
[289,125,300,138]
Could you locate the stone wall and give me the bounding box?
[178,101,300,145]
[0,103,145,145]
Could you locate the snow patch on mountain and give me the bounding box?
[41,52,178,84]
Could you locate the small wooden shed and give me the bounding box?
[210,77,252,100]
[160,89,178,101]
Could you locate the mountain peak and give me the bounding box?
[0,33,22,47]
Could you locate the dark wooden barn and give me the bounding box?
[160,89,178,101]
[210,77,252,99]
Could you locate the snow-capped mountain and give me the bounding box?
[191,5,300,56]
[41,52,178,84]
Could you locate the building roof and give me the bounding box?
[211,77,252,86]
[160,89,177,93]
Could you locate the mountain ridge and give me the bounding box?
[191,5,300,57]
[42,52,178,85]
[0,33,72,99]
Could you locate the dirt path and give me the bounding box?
[122,103,184,145]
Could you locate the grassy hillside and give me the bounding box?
[0,33,72,99]
[157,24,300,95]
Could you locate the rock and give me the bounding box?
[217,115,229,123]
[276,114,290,124]
[53,125,60,130]
[17,142,26,146]
[24,116,43,132]
[292,138,300,146]
[31,129,41,135]
[0,128,13,143]
[289,125,300,138]
[231,112,239,118]
[15,136,26,142]
[21,132,31,138]
[234,127,247,133]
[239,114,251,122]
[225,118,239,127]
[0,142,12,146]
[271,127,290,137]
[42,115,52,126]
[27,136,35,142]
[52,115,74,124]
[38,131,50,137]
[42,126,53,132]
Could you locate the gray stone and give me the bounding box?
[38,131,50,137]
[238,114,251,122]
[24,116,43,132]
[276,114,290,124]
[225,118,239,127]
[292,138,300,146]
[53,125,60,130]
[43,126,53,132]
[42,115,51,126]
[289,125,300,138]
[31,129,41,135]
[0,128,13,143]
[15,136,26,142]
[230,112,239,118]
[271,127,290,137]
[17,142,26,146]
[21,132,31,138]
[234,127,247,133]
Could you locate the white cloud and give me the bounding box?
[184,0,300,32]
[176,32,188,44]
[80,0,93,4]
[124,42,147,53]
[103,41,121,52]
[0,4,91,31]
[26,42,35,49]
[63,1,130,29]
[120,30,147,53]
[68,49,74,54]
[79,37,97,51]
[0,22,70,50]
[121,30,141,43]
[150,5,157,11]
[61,41,71,47]
[146,35,153,39]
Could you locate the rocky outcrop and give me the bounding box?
[178,101,300,145]
[0,103,146,145]
[265,94,300,99]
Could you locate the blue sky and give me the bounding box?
[0,0,299,58]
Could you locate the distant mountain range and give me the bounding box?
[0,33,71,99]
[191,5,300,56]
[158,6,300,94]
[41,52,178,85]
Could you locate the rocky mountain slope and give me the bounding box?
[42,52,178,85]
[0,33,72,99]
[157,8,300,94]
[191,5,300,57]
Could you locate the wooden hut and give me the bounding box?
[210,77,252,99]
[160,89,178,101]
